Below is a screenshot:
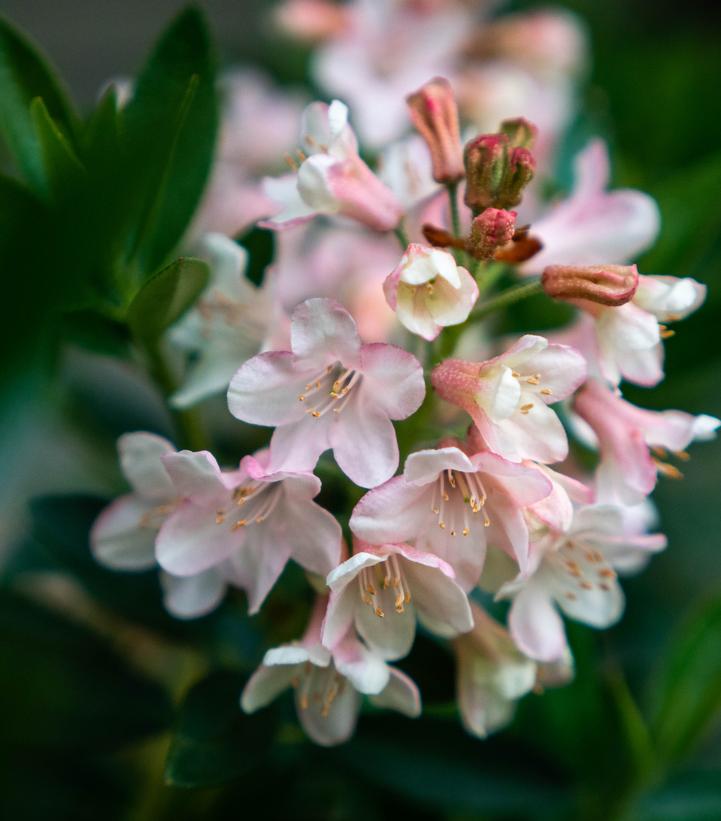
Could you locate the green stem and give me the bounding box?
[394,222,410,249]
[142,338,209,451]
[467,279,543,325]
[447,181,461,237]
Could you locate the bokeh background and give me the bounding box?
[1,1,721,819]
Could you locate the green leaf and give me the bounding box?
[0,14,77,191]
[647,593,721,768]
[0,589,172,752]
[60,310,130,357]
[127,256,209,344]
[635,770,721,821]
[121,6,219,274]
[165,671,277,788]
[29,96,85,201]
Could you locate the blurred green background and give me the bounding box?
[1,1,721,819]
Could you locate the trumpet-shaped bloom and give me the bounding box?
[384,244,478,341]
[228,298,425,488]
[156,449,341,613]
[454,603,536,738]
[170,234,278,408]
[498,505,667,662]
[90,433,228,619]
[432,334,587,464]
[574,379,720,504]
[521,140,660,274]
[350,443,552,590]
[322,539,473,660]
[262,100,403,231]
[241,597,420,746]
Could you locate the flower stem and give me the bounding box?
[141,338,209,452]
[394,222,410,249]
[447,181,461,237]
[468,279,543,325]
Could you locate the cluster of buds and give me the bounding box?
[463,123,536,214]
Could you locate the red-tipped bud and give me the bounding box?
[500,117,538,149]
[463,134,509,212]
[542,264,639,307]
[464,134,536,213]
[468,208,517,259]
[407,77,464,184]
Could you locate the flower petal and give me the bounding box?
[90,495,158,570]
[118,432,175,500]
[350,477,431,544]
[369,667,421,717]
[161,450,228,503]
[405,559,473,638]
[160,568,226,619]
[359,343,425,420]
[509,582,568,663]
[291,297,361,365]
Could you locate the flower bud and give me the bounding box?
[542,264,639,307]
[468,208,517,259]
[463,134,508,213]
[500,117,538,149]
[464,133,536,213]
[407,77,464,184]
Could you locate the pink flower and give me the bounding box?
[521,140,660,275]
[454,603,536,738]
[90,433,228,619]
[498,505,667,662]
[554,273,706,387]
[350,442,552,590]
[228,298,425,488]
[383,244,478,341]
[431,334,587,464]
[241,597,421,746]
[322,539,473,660]
[574,379,720,504]
[262,100,403,231]
[156,449,341,614]
[170,233,279,408]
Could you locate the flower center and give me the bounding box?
[431,469,491,535]
[297,363,362,418]
[358,554,412,617]
[293,661,346,718]
[510,368,553,415]
[213,483,282,531]
[551,538,617,602]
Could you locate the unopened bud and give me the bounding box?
[468,208,517,259]
[464,133,536,213]
[463,134,508,212]
[542,264,639,307]
[500,117,538,149]
[407,77,464,184]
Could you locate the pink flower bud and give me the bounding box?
[431,358,482,413]
[464,133,536,213]
[468,208,517,259]
[542,264,639,307]
[500,117,538,149]
[407,77,464,184]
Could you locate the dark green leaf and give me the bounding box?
[127,256,209,344]
[60,310,130,357]
[29,96,85,200]
[635,770,721,821]
[0,14,77,190]
[647,593,721,767]
[237,226,276,286]
[0,589,172,752]
[121,6,219,274]
[165,670,277,788]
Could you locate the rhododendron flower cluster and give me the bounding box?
[86,5,719,750]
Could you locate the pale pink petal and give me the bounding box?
[551,569,625,629]
[241,663,299,713]
[331,392,399,488]
[356,596,416,660]
[404,559,473,638]
[350,477,431,544]
[509,583,567,663]
[359,343,425,420]
[634,275,706,321]
[90,495,158,570]
[267,413,332,474]
[225,528,293,614]
[404,447,475,486]
[160,568,226,619]
[369,667,421,717]
[227,351,311,427]
[282,498,342,575]
[395,283,441,340]
[260,174,317,229]
[161,451,228,504]
[156,501,238,577]
[118,432,175,500]
[521,342,587,401]
[426,266,478,326]
[485,400,570,464]
[291,297,362,365]
[296,678,361,746]
[332,634,391,695]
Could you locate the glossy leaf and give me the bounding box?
[29,96,85,201]
[0,14,77,191]
[127,256,209,344]
[165,670,277,788]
